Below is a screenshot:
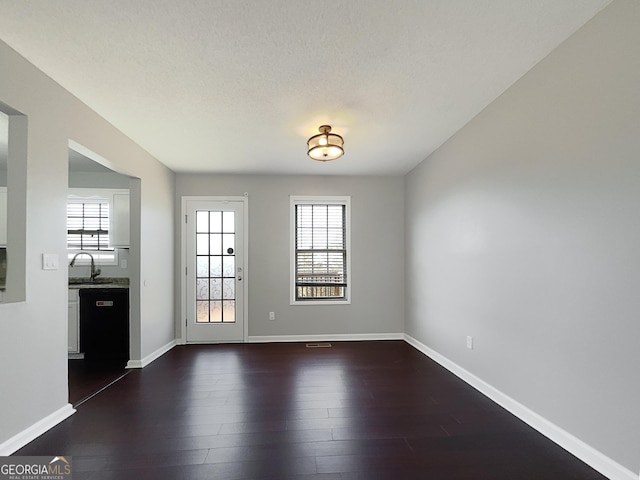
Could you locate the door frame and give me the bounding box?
[179,195,249,344]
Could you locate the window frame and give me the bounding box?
[290,195,351,305]
[67,188,125,266]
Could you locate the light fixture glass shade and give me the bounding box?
[307,125,344,161]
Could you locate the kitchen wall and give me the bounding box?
[405,0,639,476]
[68,170,132,279]
[176,174,405,340]
[0,39,175,453]
[68,250,130,279]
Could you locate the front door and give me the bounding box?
[185,199,245,343]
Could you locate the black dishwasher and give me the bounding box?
[80,288,129,363]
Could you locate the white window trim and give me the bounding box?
[290,195,351,305]
[67,188,127,266]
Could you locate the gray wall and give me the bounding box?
[0,38,175,450]
[69,171,131,189]
[176,174,404,339]
[405,0,639,474]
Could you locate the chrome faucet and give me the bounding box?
[69,252,101,283]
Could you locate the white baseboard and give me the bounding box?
[403,334,637,480]
[126,339,177,369]
[247,332,404,343]
[0,404,75,456]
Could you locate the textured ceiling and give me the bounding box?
[0,0,611,175]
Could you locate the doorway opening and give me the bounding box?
[67,145,137,405]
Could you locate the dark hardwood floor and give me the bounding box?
[68,359,130,406]
[18,341,606,479]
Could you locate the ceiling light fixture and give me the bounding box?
[307,125,344,162]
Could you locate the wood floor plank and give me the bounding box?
[15,341,607,480]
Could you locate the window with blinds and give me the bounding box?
[67,199,116,263]
[291,196,351,304]
[67,202,110,250]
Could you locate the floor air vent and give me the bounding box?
[306,342,332,348]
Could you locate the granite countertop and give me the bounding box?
[68,277,129,289]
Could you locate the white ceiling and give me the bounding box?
[0,0,611,176]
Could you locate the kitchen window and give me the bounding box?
[67,190,119,265]
[290,196,351,304]
[67,201,110,250]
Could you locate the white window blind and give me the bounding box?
[67,190,120,265]
[291,196,351,304]
[67,201,110,251]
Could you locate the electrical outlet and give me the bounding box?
[120,259,128,268]
[466,336,473,350]
[269,312,275,321]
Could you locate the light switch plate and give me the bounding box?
[42,253,59,270]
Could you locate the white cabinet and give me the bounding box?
[68,289,80,353]
[0,187,7,246]
[110,192,129,247]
